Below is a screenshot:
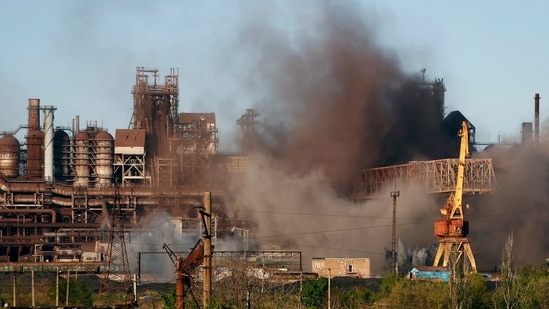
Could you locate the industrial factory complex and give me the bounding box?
[0,66,539,294]
[0,67,281,304]
[0,68,252,270]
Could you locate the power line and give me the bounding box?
[250,220,433,239]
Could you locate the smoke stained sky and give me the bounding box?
[2,0,549,275]
[1,1,549,145]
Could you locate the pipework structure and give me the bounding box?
[0,68,228,277]
[0,67,512,286]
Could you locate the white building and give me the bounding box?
[312,257,370,278]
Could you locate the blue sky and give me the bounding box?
[1,0,548,148]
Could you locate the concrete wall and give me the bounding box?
[312,257,370,278]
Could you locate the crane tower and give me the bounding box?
[433,121,477,272]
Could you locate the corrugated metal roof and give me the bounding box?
[413,266,448,272]
[410,266,450,282]
[114,129,146,148]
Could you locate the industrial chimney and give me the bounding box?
[26,99,44,178]
[28,98,40,130]
[522,122,533,146]
[535,93,540,146]
[43,105,56,181]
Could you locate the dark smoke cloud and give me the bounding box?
[469,145,549,270]
[229,2,453,196]
[220,2,455,274]
[221,1,549,275]
[229,160,438,275]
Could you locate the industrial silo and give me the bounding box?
[93,130,114,186]
[0,135,20,177]
[53,129,71,182]
[26,129,44,178]
[73,131,90,186]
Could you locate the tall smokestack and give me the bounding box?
[535,93,540,146]
[28,98,40,130]
[43,106,56,181]
[522,122,533,146]
[75,115,80,134]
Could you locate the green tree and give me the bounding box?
[515,263,549,308]
[302,277,329,308]
[160,288,176,309]
[377,273,399,298]
[48,277,93,306]
[468,272,491,309]
[160,286,203,309]
[379,279,448,309]
[492,232,520,309]
[340,286,372,309]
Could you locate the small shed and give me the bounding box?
[312,257,370,278]
[409,266,450,282]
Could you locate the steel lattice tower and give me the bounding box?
[99,186,133,301]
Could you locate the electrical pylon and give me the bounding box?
[99,186,134,302]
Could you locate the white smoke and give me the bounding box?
[127,211,202,282]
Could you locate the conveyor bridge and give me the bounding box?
[352,158,497,200]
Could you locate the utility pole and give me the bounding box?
[201,192,213,308]
[31,269,35,307]
[535,93,540,146]
[391,185,400,275]
[66,270,70,306]
[299,271,303,309]
[12,270,16,307]
[56,267,59,306]
[327,268,331,309]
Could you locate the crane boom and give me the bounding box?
[450,120,469,219]
[162,243,177,264]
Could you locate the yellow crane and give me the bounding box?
[433,120,477,272]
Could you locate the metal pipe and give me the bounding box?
[0,209,56,223]
[0,175,216,198]
[7,194,72,207]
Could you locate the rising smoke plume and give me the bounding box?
[228,2,454,196]
[469,144,549,270]
[127,211,203,282]
[220,2,549,275]
[219,2,453,275]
